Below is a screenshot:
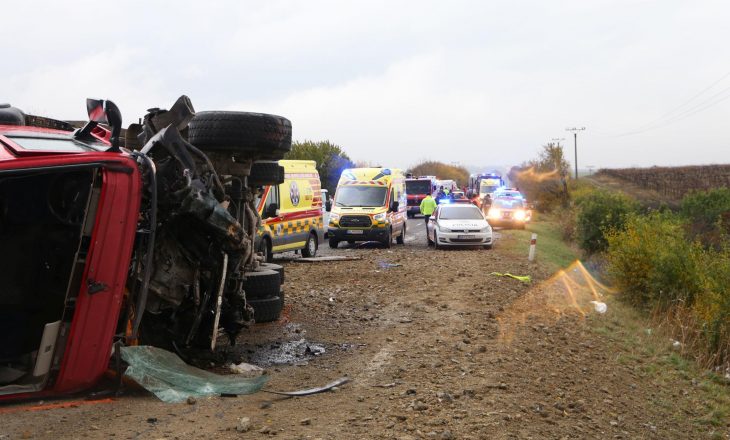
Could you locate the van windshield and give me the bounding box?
[335,186,387,207]
[439,206,484,220]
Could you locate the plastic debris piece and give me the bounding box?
[263,376,350,396]
[589,300,608,314]
[378,261,402,269]
[229,362,265,376]
[121,346,268,403]
[490,272,532,283]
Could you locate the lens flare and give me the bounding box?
[514,166,561,183]
[497,260,615,344]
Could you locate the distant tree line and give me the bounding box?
[284,140,355,194]
[407,161,470,187]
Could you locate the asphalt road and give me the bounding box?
[318,215,430,255]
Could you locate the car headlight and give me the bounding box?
[514,210,526,221]
[480,225,492,233]
[488,208,500,219]
[439,225,451,232]
[329,213,340,223]
[373,212,387,222]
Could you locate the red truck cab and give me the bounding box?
[0,108,141,401]
[405,176,436,218]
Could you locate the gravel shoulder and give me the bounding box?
[0,219,719,439]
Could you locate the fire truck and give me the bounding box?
[405,175,436,218]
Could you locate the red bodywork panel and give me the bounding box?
[0,125,141,401]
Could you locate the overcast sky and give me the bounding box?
[3,0,729,170]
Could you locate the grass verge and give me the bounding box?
[496,213,580,272]
[498,214,730,433]
[593,298,730,434]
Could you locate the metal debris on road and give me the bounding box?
[295,256,363,263]
[263,376,350,396]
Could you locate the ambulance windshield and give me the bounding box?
[335,186,387,207]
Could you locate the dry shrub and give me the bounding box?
[606,212,730,367]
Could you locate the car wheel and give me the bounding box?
[396,223,406,244]
[301,232,318,258]
[382,228,392,248]
[328,237,340,249]
[258,237,273,263]
[483,244,493,250]
[248,161,285,186]
[434,232,440,249]
[188,111,292,160]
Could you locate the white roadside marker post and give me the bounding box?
[528,233,537,262]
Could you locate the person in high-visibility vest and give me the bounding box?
[419,194,437,225]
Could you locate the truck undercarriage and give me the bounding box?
[0,96,290,396]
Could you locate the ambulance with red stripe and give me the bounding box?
[256,160,325,261]
[328,168,407,248]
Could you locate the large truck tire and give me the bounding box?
[258,262,285,284]
[248,296,282,323]
[245,269,283,322]
[258,237,273,263]
[244,269,280,300]
[188,111,292,160]
[248,161,285,186]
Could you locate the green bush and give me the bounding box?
[606,213,730,364]
[681,188,730,224]
[574,190,638,254]
[681,188,730,248]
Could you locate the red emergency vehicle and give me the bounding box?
[405,175,436,218]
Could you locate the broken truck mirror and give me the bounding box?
[84,98,123,151]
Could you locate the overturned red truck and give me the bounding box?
[0,97,289,401]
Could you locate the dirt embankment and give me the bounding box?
[593,164,730,206]
[0,227,719,439]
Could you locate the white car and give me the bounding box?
[427,203,493,249]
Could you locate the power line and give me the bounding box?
[631,70,730,131]
[603,69,730,138]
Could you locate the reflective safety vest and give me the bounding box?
[420,196,437,216]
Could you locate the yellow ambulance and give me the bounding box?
[256,160,325,262]
[328,168,407,248]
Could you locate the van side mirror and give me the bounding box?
[389,201,399,212]
[325,199,332,212]
[265,203,279,218]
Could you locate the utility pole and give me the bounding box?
[565,127,585,179]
